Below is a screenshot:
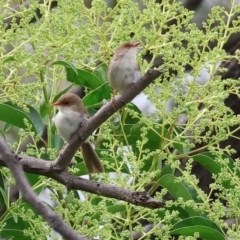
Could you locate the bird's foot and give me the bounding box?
[131,82,137,88]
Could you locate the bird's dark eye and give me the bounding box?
[64,101,69,105]
[123,43,131,48]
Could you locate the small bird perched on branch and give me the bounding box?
[52,93,104,173]
[107,42,141,98]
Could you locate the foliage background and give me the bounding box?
[0,0,240,239]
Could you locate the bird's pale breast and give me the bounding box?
[108,58,140,93]
[54,109,86,142]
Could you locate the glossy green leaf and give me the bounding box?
[193,152,235,174]
[123,103,142,125]
[193,152,221,174]
[93,63,108,83]
[159,164,175,178]
[125,122,165,151]
[91,196,102,206]
[26,173,40,188]
[0,173,7,210]
[74,69,102,89]
[73,162,88,175]
[0,188,7,210]
[170,216,225,240]
[0,102,44,136]
[0,216,32,240]
[107,203,126,213]
[173,140,190,155]
[83,82,111,108]
[121,122,167,171]
[3,56,15,63]
[193,152,240,188]
[159,174,200,202]
[50,131,64,152]
[155,206,190,224]
[159,174,202,216]
[91,199,126,220]
[0,172,5,208]
[3,122,12,132]
[53,60,78,77]
[53,60,102,89]
[12,211,18,223]
[53,83,75,102]
[0,129,6,140]
[25,173,44,195]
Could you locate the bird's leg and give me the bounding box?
[111,90,118,109]
[131,81,137,88]
[80,121,87,127]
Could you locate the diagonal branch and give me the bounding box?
[54,68,164,170]
[0,138,87,240]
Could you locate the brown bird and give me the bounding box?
[52,92,104,173]
[108,42,141,96]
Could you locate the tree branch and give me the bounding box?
[0,138,87,240]
[0,154,165,209]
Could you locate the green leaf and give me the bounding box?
[73,162,88,175]
[93,63,108,83]
[3,56,15,63]
[50,131,64,152]
[25,173,43,195]
[159,174,200,202]
[53,60,102,89]
[0,102,44,136]
[0,172,5,210]
[83,82,111,108]
[155,206,190,224]
[123,103,142,125]
[0,188,8,209]
[121,122,167,172]
[53,60,78,77]
[52,83,75,102]
[170,216,225,240]
[193,152,232,174]
[159,164,175,178]
[193,152,221,174]
[75,69,102,89]
[91,199,127,220]
[125,122,165,151]
[12,212,18,223]
[107,203,126,214]
[0,216,32,240]
[3,122,12,132]
[192,152,240,188]
[173,139,190,155]
[0,128,6,140]
[158,174,202,216]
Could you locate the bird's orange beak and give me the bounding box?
[133,42,141,47]
[52,101,60,106]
